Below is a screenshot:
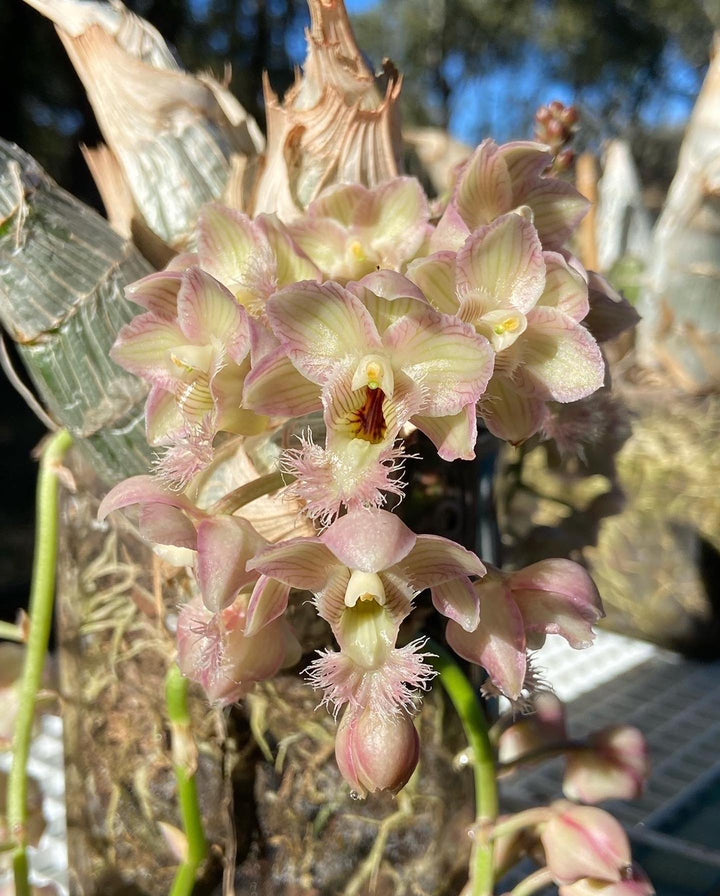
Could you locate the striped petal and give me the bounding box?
[523,178,589,248]
[125,270,182,319]
[245,575,291,636]
[521,307,605,402]
[384,309,493,416]
[98,475,204,521]
[537,252,589,321]
[406,252,461,316]
[367,177,430,266]
[267,281,381,383]
[455,139,513,230]
[456,214,546,318]
[176,267,250,365]
[243,346,322,417]
[248,537,342,592]
[479,375,549,444]
[411,405,478,462]
[395,535,485,588]
[111,312,184,387]
[431,576,480,632]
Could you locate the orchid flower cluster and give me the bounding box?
[97,135,650,888]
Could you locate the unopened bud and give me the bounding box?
[335,704,419,798]
[559,865,654,895]
[499,691,567,763]
[564,726,649,803]
[542,801,632,885]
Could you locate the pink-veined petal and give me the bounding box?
[429,203,471,253]
[110,312,184,386]
[245,575,291,636]
[247,537,342,592]
[176,267,250,365]
[289,218,355,279]
[456,214,546,318]
[355,270,426,303]
[266,281,380,383]
[412,405,479,462]
[197,203,276,307]
[125,271,182,319]
[446,581,527,700]
[384,309,493,416]
[431,577,480,632]
[521,307,605,402]
[367,177,430,266]
[395,534,485,588]
[98,476,205,524]
[455,139,513,230]
[479,374,549,444]
[243,345,322,417]
[256,213,321,286]
[321,509,417,573]
[498,141,553,194]
[139,503,197,550]
[538,251,589,321]
[406,252,461,316]
[523,178,590,248]
[508,558,604,648]
[308,182,367,225]
[145,385,183,446]
[196,516,267,613]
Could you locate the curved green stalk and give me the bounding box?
[7,428,73,896]
[166,663,209,896]
[429,640,498,896]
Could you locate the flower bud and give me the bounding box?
[564,726,649,804]
[498,691,566,764]
[335,704,419,798]
[177,594,298,704]
[541,801,632,885]
[559,865,654,895]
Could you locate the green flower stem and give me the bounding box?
[488,807,552,842]
[429,640,498,896]
[0,621,25,642]
[510,867,554,896]
[208,470,295,516]
[166,663,209,896]
[7,428,73,896]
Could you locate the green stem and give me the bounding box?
[429,640,498,896]
[208,470,294,516]
[7,429,73,896]
[166,664,209,896]
[510,867,553,896]
[0,621,25,643]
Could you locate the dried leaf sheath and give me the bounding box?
[0,140,154,482]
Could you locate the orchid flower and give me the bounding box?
[431,139,589,253]
[114,266,268,484]
[564,726,650,804]
[197,203,321,317]
[445,560,603,701]
[248,508,486,719]
[289,177,430,281]
[409,213,605,443]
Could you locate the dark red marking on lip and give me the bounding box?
[348,386,387,443]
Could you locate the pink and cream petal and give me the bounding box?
[243,347,322,417]
[431,576,480,632]
[455,214,546,318]
[479,375,549,444]
[384,309,494,416]
[111,312,184,385]
[138,503,197,551]
[521,308,605,402]
[248,537,342,591]
[369,177,430,265]
[98,475,205,522]
[429,203,471,253]
[508,558,603,649]
[537,252,590,321]
[411,406,478,462]
[523,178,589,248]
[125,270,182,319]
[406,253,461,316]
[256,213,321,286]
[309,182,367,225]
[176,267,250,364]
[396,534,485,587]
[321,509,417,573]
[446,583,527,700]
[267,281,381,383]
[498,141,554,194]
[244,575,291,636]
[455,139,514,230]
[145,385,184,446]
[196,516,267,613]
